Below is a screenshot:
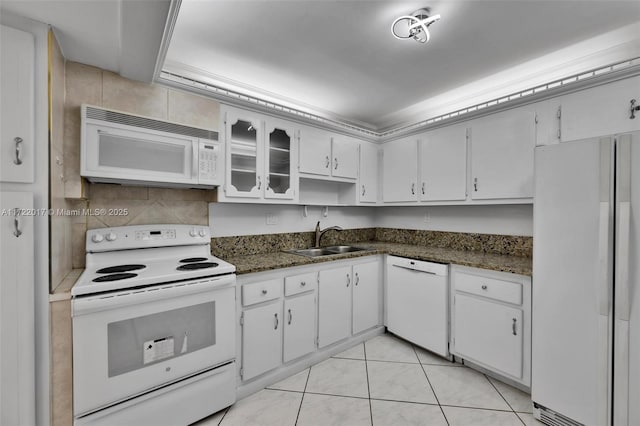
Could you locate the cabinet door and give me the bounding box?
[331,136,359,179]
[382,137,418,202]
[454,294,523,379]
[419,125,467,201]
[241,301,283,381]
[358,142,378,203]
[0,191,35,425]
[318,266,352,348]
[470,107,535,200]
[224,109,263,198]
[352,262,379,334]
[1,26,34,183]
[561,76,640,142]
[299,125,331,176]
[284,293,316,362]
[264,119,296,200]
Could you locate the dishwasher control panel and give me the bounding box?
[388,256,448,276]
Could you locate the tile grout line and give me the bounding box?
[294,368,312,426]
[216,407,229,426]
[412,344,450,426]
[363,342,374,426]
[483,374,526,425]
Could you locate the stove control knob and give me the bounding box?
[92,233,104,243]
[198,229,207,237]
[189,228,198,237]
[106,232,117,242]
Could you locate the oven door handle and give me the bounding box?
[73,275,235,316]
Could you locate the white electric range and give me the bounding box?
[72,224,237,426]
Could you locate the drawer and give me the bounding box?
[455,272,522,305]
[285,272,317,296]
[242,279,283,306]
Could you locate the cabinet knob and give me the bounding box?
[411,183,415,195]
[346,274,351,287]
[13,137,23,165]
[334,157,338,170]
[288,309,292,325]
[481,284,488,290]
[474,178,478,192]
[422,182,426,195]
[325,156,330,168]
[261,289,268,295]
[631,99,640,119]
[512,318,517,336]
[300,281,306,287]
[257,175,262,190]
[355,272,359,286]
[362,185,366,196]
[274,313,279,329]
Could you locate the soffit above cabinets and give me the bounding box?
[0,0,171,83]
[163,0,640,132]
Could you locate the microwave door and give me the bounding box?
[82,122,197,186]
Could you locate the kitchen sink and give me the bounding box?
[287,245,372,257]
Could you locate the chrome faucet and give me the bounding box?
[314,221,343,248]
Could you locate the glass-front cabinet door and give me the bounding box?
[264,119,296,200]
[224,110,263,198]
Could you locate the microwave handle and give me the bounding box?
[192,143,198,178]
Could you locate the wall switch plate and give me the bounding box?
[266,213,278,225]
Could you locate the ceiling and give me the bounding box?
[165,0,640,130]
[2,0,638,132]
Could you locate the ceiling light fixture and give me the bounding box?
[391,8,441,44]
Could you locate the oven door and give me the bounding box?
[72,275,235,417]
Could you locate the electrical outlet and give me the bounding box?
[266,213,278,225]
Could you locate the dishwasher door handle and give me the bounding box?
[391,264,437,275]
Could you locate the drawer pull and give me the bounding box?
[288,309,292,325]
[512,318,517,336]
[481,285,488,290]
[300,281,306,287]
[261,289,268,295]
[274,313,279,330]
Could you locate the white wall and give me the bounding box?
[375,205,533,236]
[209,203,533,237]
[209,204,377,237]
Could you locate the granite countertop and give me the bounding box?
[223,241,532,276]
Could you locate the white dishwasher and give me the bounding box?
[386,256,449,358]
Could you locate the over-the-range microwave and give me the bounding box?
[80,104,222,188]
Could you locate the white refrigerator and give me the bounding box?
[532,132,639,426]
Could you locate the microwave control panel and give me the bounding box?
[198,140,221,185]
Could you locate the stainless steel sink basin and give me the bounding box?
[323,245,370,254]
[288,248,336,257]
[287,245,372,257]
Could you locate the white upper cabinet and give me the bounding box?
[299,126,359,181]
[358,142,378,204]
[298,125,332,176]
[331,135,359,179]
[224,108,264,198]
[264,118,297,200]
[470,105,536,200]
[419,125,467,201]
[560,76,640,142]
[221,106,298,203]
[382,137,419,203]
[1,25,34,183]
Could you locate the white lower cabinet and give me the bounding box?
[352,261,380,334]
[239,256,382,383]
[450,265,531,387]
[283,293,316,362]
[241,300,283,381]
[318,266,352,348]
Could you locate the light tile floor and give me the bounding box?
[193,333,546,426]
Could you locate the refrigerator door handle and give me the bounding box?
[616,201,631,321]
[597,201,612,317]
